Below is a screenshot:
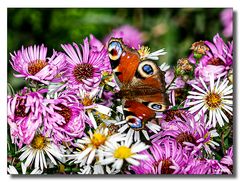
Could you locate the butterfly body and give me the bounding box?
[108,38,169,131]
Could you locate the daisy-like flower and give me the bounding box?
[19,133,63,170]
[130,138,188,174]
[78,87,113,129]
[220,8,233,38]
[78,163,120,174]
[71,125,126,165]
[185,158,232,174]
[43,91,86,144]
[98,135,149,170]
[116,119,161,142]
[151,112,219,155]
[104,25,143,49]
[10,44,66,85]
[7,88,47,148]
[7,162,42,175]
[220,146,233,173]
[191,34,233,82]
[61,37,108,91]
[187,74,233,127]
[138,45,167,61]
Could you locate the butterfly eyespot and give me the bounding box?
[126,116,143,129]
[148,103,164,111]
[137,60,158,78]
[108,41,123,61]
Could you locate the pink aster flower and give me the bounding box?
[130,138,188,174]
[61,37,108,91]
[220,146,233,172]
[7,88,47,148]
[89,34,112,72]
[152,112,219,155]
[10,44,66,85]
[220,8,233,38]
[104,25,143,49]
[192,34,233,81]
[185,158,232,174]
[43,91,88,144]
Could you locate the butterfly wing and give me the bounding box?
[108,38,169,130]
[108,38,140,85]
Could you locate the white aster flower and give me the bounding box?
[138,46,167,61]
[71,125,126,165]
[187,74,233,127]
[79,88,112,129]
[116,119,161,141]
[78,163,120,174]
[98,138,149,170]
[19,134,63,170]
[8,162,42,175]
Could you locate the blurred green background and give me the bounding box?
[8,8,227,91]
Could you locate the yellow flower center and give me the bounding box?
[138,46,150,59]
[114,146,132,159]
[91,133,107,148]
[31,135,47,150]
[205,92,222,109]
[81,96,93,106]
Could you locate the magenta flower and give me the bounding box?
[104,25,143,49]
[61,37,108,91]
[89,34,112,72]
[220,146,233,172]
[185,158,232,174]
[220,8,233,38]
[192,34,233,81]
[152,112,219,155]
[10,45,66,85]
[7,88,47,148]
[43,91,88,144]
[130,138,188,174]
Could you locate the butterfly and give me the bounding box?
[108,38,169,131]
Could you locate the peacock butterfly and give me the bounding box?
[108,38,169,131]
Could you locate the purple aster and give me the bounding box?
[152,112,219,155]
[185,158,232,174]
[89,34,112,72]
[220,8,233,38]
[7,88,47,148]
[10,44,66,85]
[193,34,233,81]
[220,146,233,173]
[103,25,143,49]
[43,90,89,144]
[61,37,108,91]
[130,138,188,174]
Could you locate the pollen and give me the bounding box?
[205,93,222,109]
[81,96,93,106]
[73,63,95,83]
[114,146,132,159]
[28,60,48,75]
[31,134,47,150]
[91,133,107,148]
[138,46,151,59]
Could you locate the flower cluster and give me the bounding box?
[7,25,233,175]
